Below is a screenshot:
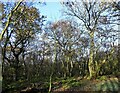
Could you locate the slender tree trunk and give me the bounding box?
[14,55,19,81]
[24,61,28,80]
[1,35,10,81]
[0,0,23,40]
[62,60,66,78]
[70,60,73,77]
[88,31,96,79]
[53,43,57,74]
[1,47,6,81]
[48,72,53,93]
[118,44,120,72]
[22,52,28,80]
[65,55,70,77]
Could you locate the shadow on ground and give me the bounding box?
[93,77,119,91]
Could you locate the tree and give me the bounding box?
[62,0,114,78]
[0,0,23,41]
[2,3,45,81]
[46,20,87,77]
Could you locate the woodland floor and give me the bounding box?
[52,75,120,92]
[2,75,120,93]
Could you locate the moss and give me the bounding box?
[94,77,119,91]
[99,76,108,81]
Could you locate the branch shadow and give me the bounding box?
[99,77,119,92]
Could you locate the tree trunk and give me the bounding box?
[53,44,57,74]
[14,55,19,81]
[70,60,73,77]
[65,55,70,77]
[62,60,66,78]
[48,72,53,93]
[1,47,5,81]
[15,66,19,81]
[22,52,28,80]
[88,31,96,79]
[118,44,120,72]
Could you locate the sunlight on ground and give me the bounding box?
[53,76,119,92]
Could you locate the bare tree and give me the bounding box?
[62,0,114,78]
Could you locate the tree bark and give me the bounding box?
[88,31,96,79]
[14,55,19,81]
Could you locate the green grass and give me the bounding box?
[52,76,120,92]
[95,82,119,91]
[93,78,119,91]
[2,75,120,92]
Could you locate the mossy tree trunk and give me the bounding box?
[88,31,96,79]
